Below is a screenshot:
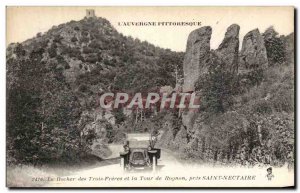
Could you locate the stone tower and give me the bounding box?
[86,9,96,18]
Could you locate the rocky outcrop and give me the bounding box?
[215,24,240,74]
[240,29,268,70]
[183,26,212,92]
[159,24,294,166]
[182,25,240,133]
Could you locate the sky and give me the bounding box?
[6,6,294,52]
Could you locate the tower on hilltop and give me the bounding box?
[86,9,96,18]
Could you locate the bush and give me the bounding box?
[113,109,126,124]
[48,45,57,58]
[36,32,42,38]
[103,58,116,66]
[68,47,81,58]
[80,36,90,43]
[78,84,89,93]
[196,54,235,113]
[271,87,294,113]
[82,46,94,54]
[81,31,89,37]
[89,40,102,49]
[263,27,286,65]
[251,100,273,114]
[53,34,63,43]
[64,63,71,69]
[71,36,78,43]
[13,43,26,57]
[85,54,98,63]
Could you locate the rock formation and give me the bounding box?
[215,24,240,74]
[240,29,268,70]
[159,24,294,166]
[183,26,212,92]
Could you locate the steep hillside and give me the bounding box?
[6,17,184,164]
[157,25,294,167]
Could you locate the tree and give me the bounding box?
[263,27,286,65]
[7,48,46,163]
[71,36,78,43]
[196,53,235,113]
[36,32,42,38]
[7,44,83,164]
[113,109,126,125]
[48,44,57,58]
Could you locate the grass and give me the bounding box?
[237,64,294,114]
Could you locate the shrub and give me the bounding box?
[13,43,26,57]
[81,31,89,37]
[82,46,94,54]
[113,109,126,124]
[36,32,42,38]
[89,40,102,49]
[48,45,57,58]
[103,58,116,66]
[78,84,89,93]
[71,36,78,43]
[64,63,71,69]
[68,47,81,58]
[53,34,63,43]
[85,54,98,63]
[80,36,90,43]
[263,27,286,65]
[251,100,273,114]
[196,54,235,113]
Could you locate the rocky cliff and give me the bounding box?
[240,29,268,70]
[158,24,294,167]
[181,24,240,132]
[215,24,240,74]
[183,26,212,92]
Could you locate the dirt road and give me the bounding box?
[44,141,293,188]
[46,145,184,187]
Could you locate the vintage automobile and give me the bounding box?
[120,133,161,171]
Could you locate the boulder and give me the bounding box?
[240,29,268,70]
[183,26,212,92]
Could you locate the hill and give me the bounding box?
[6,16,184,164]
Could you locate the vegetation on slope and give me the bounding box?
[157,28,294,167]
[6,17,183,165]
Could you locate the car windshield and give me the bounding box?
[132,152,144,160]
